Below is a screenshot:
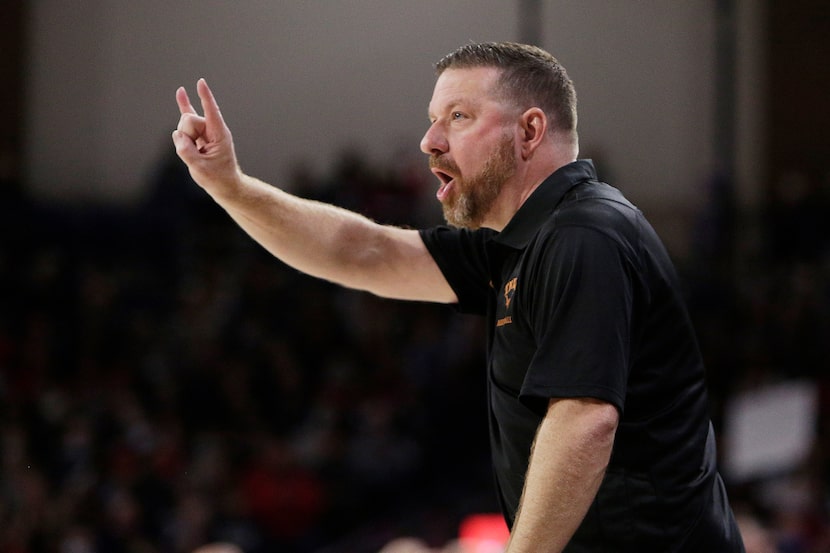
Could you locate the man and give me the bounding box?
[173,42,744,552]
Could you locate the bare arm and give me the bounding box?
[506,397,619,552]
[172,79,456,303]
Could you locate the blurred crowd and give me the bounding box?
[0,151,829,553]
[0,151,495,553]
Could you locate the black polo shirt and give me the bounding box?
[420,160,743,551]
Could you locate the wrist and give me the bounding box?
[204,165,248,204]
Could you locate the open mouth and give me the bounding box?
[433,169,453,186]
[431,169,456,201]
[429,154,460,201]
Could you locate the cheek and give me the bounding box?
[451,124,509,174]
[455,143,490,176]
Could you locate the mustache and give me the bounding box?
[429,155,460,174]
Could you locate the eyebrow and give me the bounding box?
[427,97,477,121]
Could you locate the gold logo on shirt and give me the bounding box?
[504,277,517,309]
[497,278,518,327]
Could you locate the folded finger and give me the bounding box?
[176,113,205,139]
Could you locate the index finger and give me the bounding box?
[176,86,198,116]
[196,78,224,127]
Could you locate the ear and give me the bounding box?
[518,107,548,160]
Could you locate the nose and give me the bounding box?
[420,122,448,156]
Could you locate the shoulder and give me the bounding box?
[542,180,646,252]
[555,181,638,227]
[520,181,649,283]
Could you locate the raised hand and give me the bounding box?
[172,79,241,197]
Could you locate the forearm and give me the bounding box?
[211,173,387,290]
[219,173,371,274]
[506,398,617,553]
[209,173,452,301]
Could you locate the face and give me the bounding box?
[421,67,518,229]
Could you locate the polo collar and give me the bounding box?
[492,159,597,249]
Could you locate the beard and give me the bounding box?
[431,134,517,229]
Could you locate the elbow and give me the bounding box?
[592,402,620,449]
[547,397,619,457]
[599,410,619,462]
[596,402,620,437]
[581,404,618,467]
[579,402,618,475]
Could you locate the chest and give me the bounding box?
[487,248,539,395]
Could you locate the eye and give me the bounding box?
[452,111,465,120]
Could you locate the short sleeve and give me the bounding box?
[419,226,496,315]
[520,225,634,413]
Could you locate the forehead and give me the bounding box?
[428,66,503,114]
